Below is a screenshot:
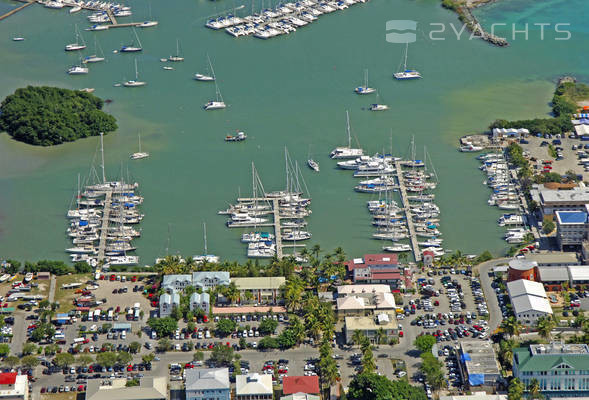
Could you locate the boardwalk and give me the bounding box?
[272,198,283,259]
[97,190,112,262]
[0,0,34,22]
[395,161,421,262]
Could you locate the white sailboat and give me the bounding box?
[354,69,376,94]
[307,146,319,172]
[369,92,389,111]
[168,39,184,62]
[123,58,146,87]
[393,42,421,80]
[193,223,220,264]
[194,54,216,81]
[68,55,89,75]
[329,110,363,159]
[203,79,226,110]
[65,24,86,51]
[12,37,25,41]
[120,28,143,52]
[130,134,149,159]
[83,36,105,63]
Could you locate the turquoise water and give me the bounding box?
[0,0,587,263]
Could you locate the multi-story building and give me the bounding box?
[231,277,285,305]
[161,275,192,293]
[86,377,167,400]
[531,185,589,217]
[185,368,230,400]
[344,254,405,290]
[159,292,180,317]
[344,313,398,344]
[235,374,273,400]
[459,341,501,389]
[513,342,589,395]
[190,292,210,313]
[336,292,396,316]
[555,207,589,249]
[192,272,230,291]
[0,373,28,400]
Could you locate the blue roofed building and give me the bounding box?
[459,340,501,390]
[555,206,589,250]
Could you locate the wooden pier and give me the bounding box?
[0,0,34,22]
[272,198,283,259]
[395,161,421,262]
[97,190,113,262]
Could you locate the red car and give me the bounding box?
[185,363,194,369]
[131,276,137,282]
[399,331,404,337]
[110,274,116,281]
[278,369,288,374]
[127,365,133,372]
[203,315,209,323]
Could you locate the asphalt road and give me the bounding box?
[474,258,509,333]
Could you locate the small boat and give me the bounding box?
[130,133,149,159]
[163,66,174,70]
[383,244,411,252]
[204,78,226,110]
[24,272,34,283]
[225,131,246,141]
[86,24,109,31]
[123,59,146,87]
[168,39,184,62]
[330,111,363,159]
[70,5,82,13]
[68,64,89,75]
[354,69,376,94]
[120,28,143,52]
[369,103,389,111]
[138,21,158,28]
[194,54,215,81]
[83,37,106,63]
[80,88,95,93]
[160,58,167,62]
[307,159,319,172]
[394,43,421,80]
[12,37,25,41]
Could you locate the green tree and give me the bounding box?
[77,354,93,366]
[348,373,427,400]
[157,338,171,352]
[542,218,556,235]
[258,318,278,335]
[147,317,178,337]
[0,344,11,357]
[528,378,543,399]
[3,356,19,369]
[129,341,142,354]
[117,352,133,365]
[361,346,376,373]
[536,316,556,340]
[22,343,37,356]
[502,316,523,337]
[216,319,237,337]
[499,339,516,367]
[193,351,205,362]
[54,353,75,368]
[258,337,280,349]
[209,344,234,366]
[508,378,525,400]
[419,353,446,391]
[142,353,155,364]
[96,352,119,367]
[414,335,437,353]
[126,379,140,387]
[352,330,366,348]
[20,355,39,369]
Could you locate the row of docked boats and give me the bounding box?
[207,0,368,40]
[219,152,312,259]
[477,152,530,242]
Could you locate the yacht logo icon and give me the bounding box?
[386,20,417,43]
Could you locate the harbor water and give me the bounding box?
[0,0,587,263]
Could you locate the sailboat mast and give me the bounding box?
[138,133,141,152]
[284,147,289,192]
[346,111,351,148]
[404,42,408,70]
[100,132,106,183]
[134,58,139,80]
[203,222,208,255]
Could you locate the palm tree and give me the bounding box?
[375,328,387,346]
[222,282,240,304]
[502,316,523,337]
[536,316,556,340]
[361,347,376,373]
[352,330,365,348]
[527,378,543,399]
[398,252,408,264]
[311,244,321,259]
[334,247,346,263]
[283,276,305,312]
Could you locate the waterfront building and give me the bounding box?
[537,265,589,291]
[336,291,396,316]
[513,342,589,396]
[507,259,538,282]
[344,254,406,290]
[555,207,589,249]
[440,393,506,400]
[0,373,28,400]
[491,127,529,142]
[530,185,589,218]
[459,341,501,389]
[336,284,391,297]
[162,274,192,293]
[85,377,167,400]
[524,252,580,267]
[507,279,552,325]
[192,272,230,291]
[235,374,273,400]
[185,368,230,400]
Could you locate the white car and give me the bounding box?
[397,371,407,378]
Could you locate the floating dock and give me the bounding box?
[96,190,112,262]
[0,0,34,22]
[395,160,421,262]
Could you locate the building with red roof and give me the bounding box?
[282,376,320,395]
[344,254,404,289]
[0,372,28,400]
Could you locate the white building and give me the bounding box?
[0,373,28,400]
[192,272,230,291]
[507,279,552,325]
[159,292,180,317]
[190,292,210,313]
[161,275,192,293]
[235,373,273,400]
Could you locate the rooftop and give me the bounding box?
[555,210,588,225]
[539,187,589,204]
[537,266,569,282]
[281,394,320,400]
[524,252,579,266]
[507,279,547,299]
[0,374,26,397]
[511,294,553,315]
[336,292,396,311]
[0,373,17,385]
[508,259,537,271]
[440,393,507,400]
[236,373,273,396]
[232,277,286,290]
[460,340,501,377]
[344,313,398,332]
[86,377,167,400]
[185,368,229,391]
[282,376,320,395]
[514,343,589,372]
[346,254,398,271]
[568,265,589,281]
[337,284,391,296]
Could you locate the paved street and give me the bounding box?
[475,258,509,332]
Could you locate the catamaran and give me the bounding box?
[330,110,364,159]
[68,61,89,75]
[194,54,216,81]
[393,42,421,80]
[354,69,376,94]
[123,59,146,87]
[193,222,220,264]
[120,28,143,52]
[65,24,86,51]
[83,36,105,63]
[168,39,184,62]
[130,134,149,159]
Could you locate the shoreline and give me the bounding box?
[442,0,509,47]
